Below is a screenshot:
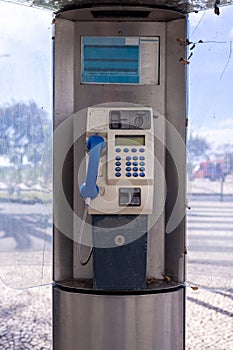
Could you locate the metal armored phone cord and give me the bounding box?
[78,198,93,266]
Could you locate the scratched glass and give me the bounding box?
[0,3,53,288]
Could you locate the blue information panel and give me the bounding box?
[81,37,159,85]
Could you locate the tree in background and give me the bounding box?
[0,101,51,184]
[187,134,211,159]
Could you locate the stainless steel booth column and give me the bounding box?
[53,5,187,350]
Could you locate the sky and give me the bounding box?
[188,6,233,149]
[0,1,233,149]
[0,1,53,112]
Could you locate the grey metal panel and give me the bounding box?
[58,6,185,21]
[72,20,167,280]
[53,286,185,350]
[54,18,75,125]
[54,12,187,284]
[54,18,76,281]
[165,18,187,281]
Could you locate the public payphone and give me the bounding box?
[77,106,154,290]
[80,106,154,214]
[53,5,186,350]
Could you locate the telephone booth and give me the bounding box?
[53,4,186,349]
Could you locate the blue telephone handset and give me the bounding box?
[80,135,105,200]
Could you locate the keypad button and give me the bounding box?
[139,172,145,177]
[131,148,137,153]
[123,148,129,153]
[139,156,145,160]
[140,167,145,171]
[115,167,121,171]
[133,167,138,172]
[115,148,121,153]
[115,172,121,177]
[115,156,121,161]
[139,148,145,153]
[115,161,121,166]
[126,172,131,177]
[133,162,138,166]
[133,172,138,177]
[126,162,131,166]
[126,156,131,161]
[126,167,131,172]
[133,156,138,160]
[139,162,145,166]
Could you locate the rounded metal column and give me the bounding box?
[53,285,185,350]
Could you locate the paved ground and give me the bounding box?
[0,181,232,349]
[186,287,233,350]
[0,284,52,349]
[185,196,233,350]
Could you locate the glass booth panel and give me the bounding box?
[0,3,53,288]
[187,7,233,291]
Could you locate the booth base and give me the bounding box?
[53,285,185,350]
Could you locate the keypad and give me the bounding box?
[114,147,146,178]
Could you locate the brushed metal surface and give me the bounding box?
[54,14,187,282]
[165,18,187,281]
[58,6,184,21]
[72,20,167,281]
[53,286,185,350]
[53,18,75,282]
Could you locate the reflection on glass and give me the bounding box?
[0,101,52,288]
[186,6,233,349]
[0,3,52,288]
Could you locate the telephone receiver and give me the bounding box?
[80,134,105,200]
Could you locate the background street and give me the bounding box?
[186,194,233,350]
[0,180,232,349]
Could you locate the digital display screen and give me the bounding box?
[115,135,145,146]
[81,36,159,85]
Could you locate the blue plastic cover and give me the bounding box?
[82,37,140,84]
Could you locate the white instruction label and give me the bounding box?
[139,38,159,85]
